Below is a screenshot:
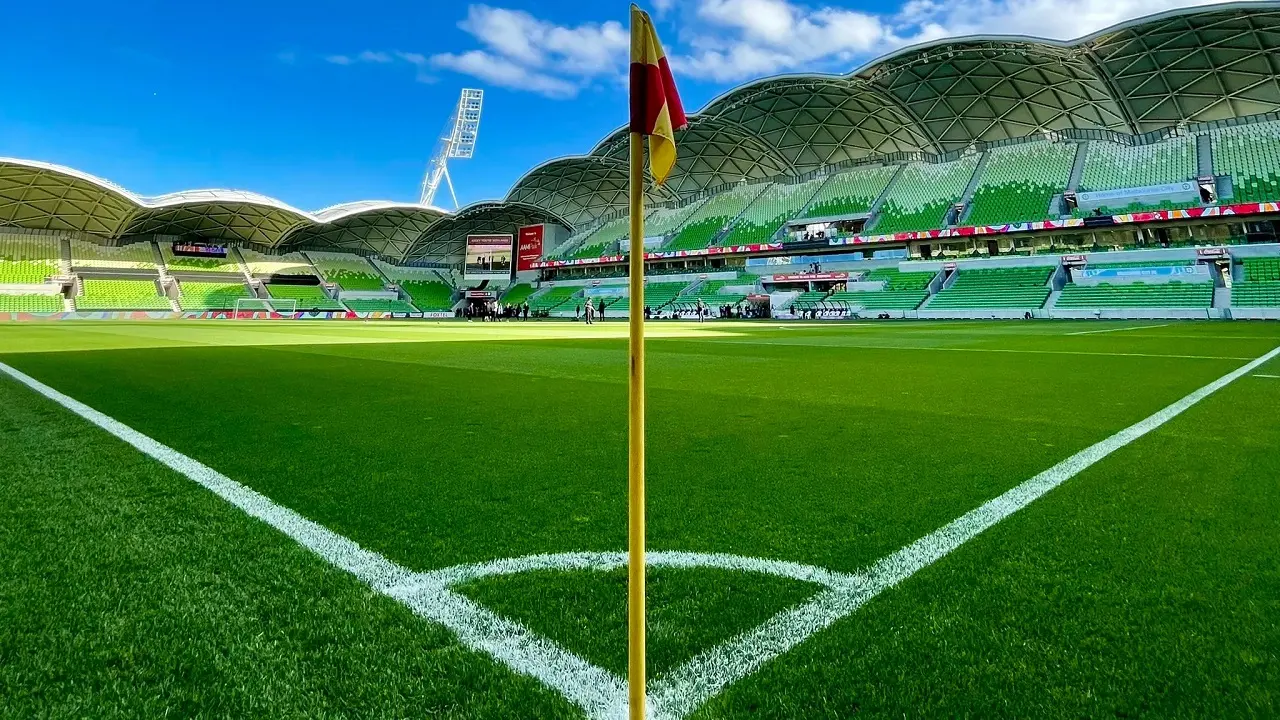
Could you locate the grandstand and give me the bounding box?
[265,284,345,311]
[70,239,157,270]
[928,266,1053,310]
[871,155,980,235]
[0,234,60,284]
[1057,282,1213,308]
[238,248,315,277]
[77,279,171,310]
[305,251,386,291]
[964,141,1077,226]
[528,286,581,313]
[665,184,766,251]
[720,178,825,246]
[400,280,455,311]
[178,281,251,311]
[558,216,630,260]
[1078,135,1197,194]
[1212,121,1280,203]
[826,290,928,310]
[801,165,899,219]
[1231,257,1280,307]
[673,280,747,308]
[160,244,242,274]
[0,293,63,312]
[864,267,935,290]
[644,199,708,241]
[610,282,687,314]
[500,283,535,306]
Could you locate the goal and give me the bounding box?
[233,298,297,319]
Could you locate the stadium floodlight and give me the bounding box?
[420,88,484,209]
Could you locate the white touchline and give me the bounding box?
[1254,373,1280,379]
[1066,323,1171,336]
[2,344,1278,720]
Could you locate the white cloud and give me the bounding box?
[326,55,353,65]
[895,0,1237,40]
[432,51,580,98]
[357,50,392,63]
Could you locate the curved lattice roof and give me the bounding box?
[0,158,450,259]
[491,1,1280,228]
[404,201,565,262]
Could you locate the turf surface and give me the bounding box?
[1,319,1277,717]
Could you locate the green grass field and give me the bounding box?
[1,319,1278,718]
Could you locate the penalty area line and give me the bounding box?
[1067,323,1171,336]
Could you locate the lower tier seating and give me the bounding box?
[77,279,171,310]
[790,291,830,310]
[864,267,934,290]
[342,299,419,313]
[0,294,63,312]
[179,281,250,310]
[501,283,536,305]
[825,290,928,310]
[928,286,1050,309]
[400,281,455,311]
[1231,280,1280,307]
[1057,282,1213,308]
[265,284,345,311]
[1242,257,1280,282]
[529,286,581,312]
[610,282,687,313]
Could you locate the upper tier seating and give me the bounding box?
[561,216,631,260]
[646,198,708,239]
[1212,121,1280,203]
[0,234,60,283]
[928,266,1052,309]
[872,155,980,235]
[400,280,454,311]
[265,284,345,311]
[1079,135,1197,192]
[77,279,171,310]
[529,286,581,312]
[70,240,156,270]
[1057,282,1213,308]
[161,244,242,273]
[0,294,63,312]
[825,290,928,310]
[342,298,419,313]
[666,184,766,251]
[306,251,386,291]
[802,165,899,219]
[864,267,934,290]
[721,177,825,246]
[178,281,250,310]
[239,249,315,276]
[965,141,1077,226]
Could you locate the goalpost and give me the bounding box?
[233,298,297,319]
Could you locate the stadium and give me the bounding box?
[0,3,1278,719]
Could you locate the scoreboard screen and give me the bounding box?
[464,234,513,279]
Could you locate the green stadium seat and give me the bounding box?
[1212,121,1280,203]
[178,281,251,310]
[306,251,386,291]
[161,244,242,273]
[265,284,345,311]
[1079,136,1197,195]
[825,290,927,310]
[864,267,934,290]
[77,279,171,310]
[0,294,64,312]
[802,165,899,219]
[70,239,157,270]
[965,141,1077,226]
[721,178,825,246]
[929,266,1052,309]
[1231,257,1280,307]
[0,234,61,284]
[665,184,766,251]
[1057,282,1213,308]
[239,249,316,276]
[872,155,980,235]
[610,282,688,313]
[400,280,455,311]
[645,199,709,241]
[529,286,582,312]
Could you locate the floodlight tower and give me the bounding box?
[419,88,484,209]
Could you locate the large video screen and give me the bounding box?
[464,234,513,279]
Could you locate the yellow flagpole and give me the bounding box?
[627,129,647,720]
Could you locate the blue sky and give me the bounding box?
[0,0,1220,211]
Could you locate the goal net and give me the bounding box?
[233,298,297,319]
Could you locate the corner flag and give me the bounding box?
[626,6,685,719]
[629,6,687,186]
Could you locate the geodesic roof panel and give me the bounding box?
[504,156,678,229]
[285,205,449,261]
[0,158,138,236]
[124,196,310,247]
[858,41,1127,149]
[407,201,564,262]
[1086,4,1280,130]
[698,76,937,169]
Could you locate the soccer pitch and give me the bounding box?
[1,319,1277,718]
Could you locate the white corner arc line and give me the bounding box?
[3,345,1278,720]
[1067,323,1171,336]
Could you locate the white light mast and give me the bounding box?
[419,88,484,208]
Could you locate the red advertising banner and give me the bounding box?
[517,225,544,272]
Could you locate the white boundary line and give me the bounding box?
[2,345,1277,719]
[1066,323,1171,336]
[695,338,1252,361]
[1254,373,1280,379]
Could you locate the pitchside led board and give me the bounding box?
[464,234,514,280]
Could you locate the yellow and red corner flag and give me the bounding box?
[629,5,687,186]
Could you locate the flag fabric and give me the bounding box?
[629,5,686,186]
